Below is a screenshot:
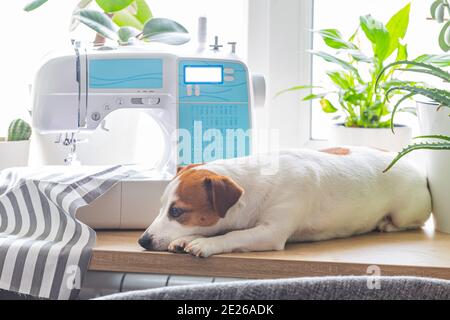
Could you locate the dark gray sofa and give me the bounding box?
[97,276,450,300]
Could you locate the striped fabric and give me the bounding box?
[0,165,135,299]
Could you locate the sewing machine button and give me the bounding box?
[131,98,140,104]
[91,112,101,121]
[224,76,234,82]
[104,104,110,110]
[186,85,193,96]
[144,97,160,105]
[194,85,200,96]
[224,68,234,74]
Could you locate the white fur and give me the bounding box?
[143,147,431,257]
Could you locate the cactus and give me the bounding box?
[7,119,32,141]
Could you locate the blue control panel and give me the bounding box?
[178,60,251,165]
[89,59,163,89]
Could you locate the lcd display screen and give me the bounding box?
[184,66,223,84]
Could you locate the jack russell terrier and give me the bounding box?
[138,147,431,257]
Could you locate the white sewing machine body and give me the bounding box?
[32,44,265,229]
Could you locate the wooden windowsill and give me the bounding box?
[90,224,450,280]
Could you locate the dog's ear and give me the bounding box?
[176,164,203,176]
[204,175,243,218]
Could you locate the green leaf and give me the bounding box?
[384,141,450,172]
[414,54,450,67]
[343,90,364,105]
[24,0,48,11]
[360,14,390,61]
[415,135,450,142]
[381,79,418,90]
[302,93,327,101]
[95,0,134,13]
[113,11,144,30]
[438,21,450,52]
[436,3,446,23]
[275,85,322,97]
[142,18,190,45]
[311,51,361,81]
[70,0,94,32]
[73,9,119,40]
[132,0,152,24]
[389,92,415,133]
[118,26,140,44]
[376,60,450,87]
[316,29,357,50]
[320,98,338,113]
[112,0,153,30]
[387,86,450,110]
[326,70,352,89]
[344,49,373,63]
[385,3,410,57]
[395,43,408,62]
[431,0,444,19]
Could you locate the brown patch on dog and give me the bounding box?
[176,163,204,176]
[171,169,243,227]
[320,147,351,155]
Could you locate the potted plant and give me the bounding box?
[376,6,450,235]
[24,0,190,46]
[0,119,33,170]
[279,3,420,151]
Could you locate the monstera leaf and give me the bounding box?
[141,18,190,45]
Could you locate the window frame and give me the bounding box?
[247,0,326,150]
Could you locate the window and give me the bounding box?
[1,0,247,166]
[311,0,443,140]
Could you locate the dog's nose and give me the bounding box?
[138,233,154,250]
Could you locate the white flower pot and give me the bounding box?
[0,140,30,170]
[329,124,412,152]
[417,100,450,234]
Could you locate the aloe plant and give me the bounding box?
[24,0,190,45]
[278,4,417,128]
[377,60,450,171]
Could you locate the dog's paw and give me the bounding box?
[185,238,221,258]
[168,236,203,253]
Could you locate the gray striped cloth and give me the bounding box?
[0,165,135,299]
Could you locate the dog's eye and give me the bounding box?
[169,206,185,218]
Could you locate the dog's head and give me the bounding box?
[138,164,244,251]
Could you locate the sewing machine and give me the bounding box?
[32,24,266,228]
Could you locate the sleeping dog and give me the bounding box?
[138,147,431,257]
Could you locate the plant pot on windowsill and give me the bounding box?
[0,119,32,170]
[329,123,412,152]
[416,100,450,234]
[0,139,30,170]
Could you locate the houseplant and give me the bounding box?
[279,3,417,151]
[0,119,33,170]
[24,0,190,45]
[374,1,450,234]
[430,0,450,51]
[377,59,450,233]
